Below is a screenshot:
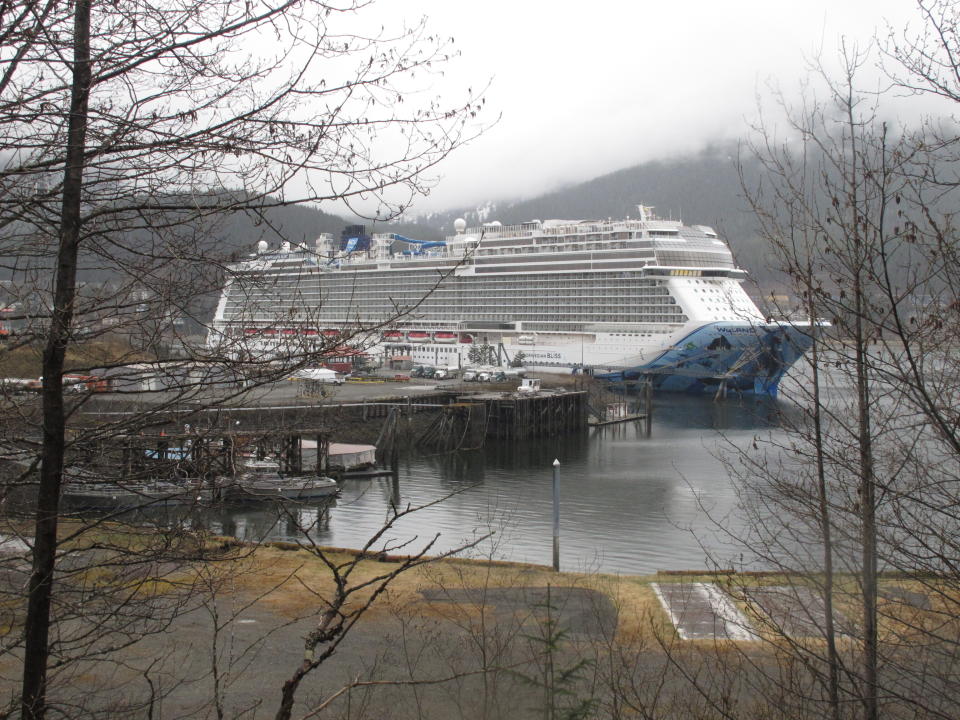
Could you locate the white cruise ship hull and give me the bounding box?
[382,319,813,397]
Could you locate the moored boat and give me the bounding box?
[225,459,339,502]
[62,480,210,510]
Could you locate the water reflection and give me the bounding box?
[200,501,332,542]
[215,395,791,574]
[124,394,792,575]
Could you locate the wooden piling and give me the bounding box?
[453,390,586,441]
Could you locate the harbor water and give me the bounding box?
[201,394,793,575]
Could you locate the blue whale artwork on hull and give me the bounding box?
[596,321,815,397]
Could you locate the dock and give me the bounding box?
[475,390,587,440]
[585,377,652,434]
[76,384,608,476]
[416,390,587,452]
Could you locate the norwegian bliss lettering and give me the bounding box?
[523,351,563,361]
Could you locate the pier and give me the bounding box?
[416,390,587,452]
[109,427,334,480]
[48,383,631,500]
[84,385,593,448]
[76,390,592,500]
[476,390,587,440]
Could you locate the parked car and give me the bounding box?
[492,371,507,382]
[462,369,477,382]
[433,368,449,380]
[476,371,491,382]
[421,366,436,379]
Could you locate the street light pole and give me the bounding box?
[552,458,560,572]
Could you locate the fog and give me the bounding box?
[371,0,950,214]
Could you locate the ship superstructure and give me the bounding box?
[210,207,813,395]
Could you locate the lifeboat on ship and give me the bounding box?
[281,328,297,336]
[243,328,259,335]
[322,329,340,338]
[383,330,404,341]
[434,331,457,343]
[407,331,429,342]
[262,328,278,336]
[302,329,318,336]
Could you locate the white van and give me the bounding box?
[517,378,541,393]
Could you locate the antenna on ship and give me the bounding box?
[637,204,654,222]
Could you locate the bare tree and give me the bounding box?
[689,4,960,719]
[0,1,484,717]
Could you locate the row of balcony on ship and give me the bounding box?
[381,330,464,343]
[232,326,469,343]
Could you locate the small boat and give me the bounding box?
[281,328,297,336]
[407,331,429,342]
[226,459,339,501]
[434,331,457,342]
[383,330,404,340]
[303,328,319,336]
[62,483,140,510]
[322,329,340,337]
[62,480,210,510]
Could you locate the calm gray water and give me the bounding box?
[200,394,791,575]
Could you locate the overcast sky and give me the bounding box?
[367,1,946,214]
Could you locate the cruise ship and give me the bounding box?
[209,206,814,395]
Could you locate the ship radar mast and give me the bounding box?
[637,204,654,222]
[454,217,466,234]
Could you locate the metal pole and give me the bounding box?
[644,378,653,438]
[552,458,560,572]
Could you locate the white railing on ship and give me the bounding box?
[459,218,682,238]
